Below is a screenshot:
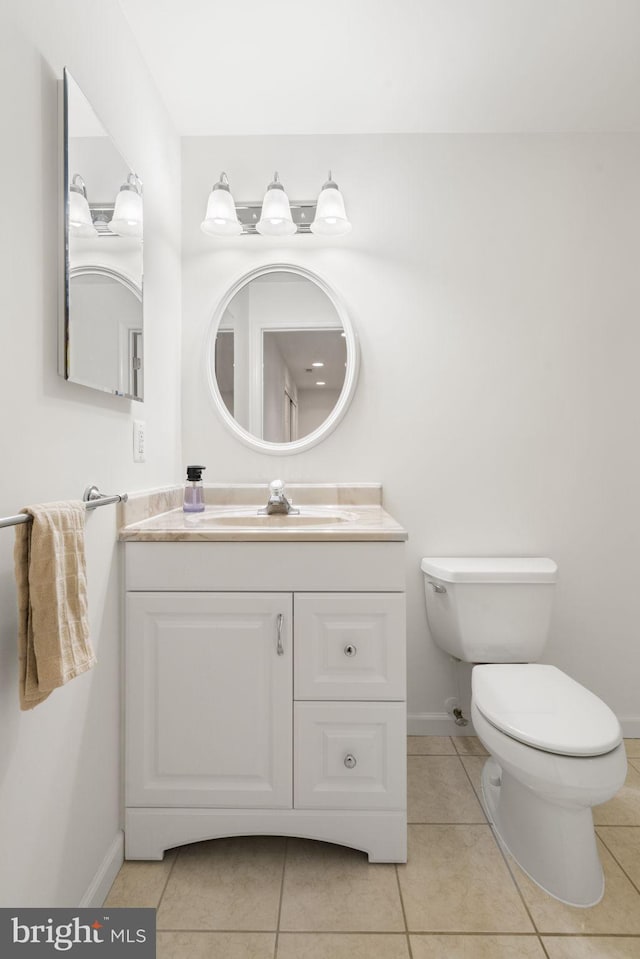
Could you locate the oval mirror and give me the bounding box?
[206,265,359,454]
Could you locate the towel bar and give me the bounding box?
[0,487,128,529]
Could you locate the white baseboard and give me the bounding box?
[410,713,640,740]
[408,711,476,737]
[621,718,640,738]
[79,831,124,908]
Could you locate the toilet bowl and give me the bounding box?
[421,557,627,907]
[472,664,627,906]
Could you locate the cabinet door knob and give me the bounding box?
[344,644,357,657]
[276,613,284,655]
[344,753,357,769]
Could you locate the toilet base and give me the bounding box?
[481,758,605,908]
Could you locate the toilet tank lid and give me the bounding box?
[421,557,558,583]
[472,664,623,756]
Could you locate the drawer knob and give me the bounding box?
[344,753,357,769]
[344,644,357,657]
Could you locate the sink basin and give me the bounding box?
[198,507,357,527]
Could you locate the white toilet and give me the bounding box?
[421,556,627,907]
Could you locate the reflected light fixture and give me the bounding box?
[108,172,143,237]
[256,172,297,236]
[201,172,242,236]
[69,174,97,237]
[310,171,352,236]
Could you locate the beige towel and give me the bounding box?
[14,500,96,710]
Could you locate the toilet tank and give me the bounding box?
[421,557,557,663]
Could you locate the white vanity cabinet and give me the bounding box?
[124,541,406,863]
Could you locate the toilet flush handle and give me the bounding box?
[427,580,447,594]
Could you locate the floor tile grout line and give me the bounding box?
[155,848,180,913]
[407,932,552,937]
[452,737,489,759]
[155,927,280,934]
[537,933,553,959]
[154,929,640,937]
[457,752,488,823]
[393,863,413,959]
[407,820,488,825]
[278,931,418,937]
[273,836,289,959]
[538,934,640,939]
[595,829,640,897]
[265,931,640,942]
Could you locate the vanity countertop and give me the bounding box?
[118,484,407,543]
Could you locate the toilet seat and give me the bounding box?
[472,664,622,757]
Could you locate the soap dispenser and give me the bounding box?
[183,465,206,513]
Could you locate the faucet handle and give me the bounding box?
[269,479,285,495]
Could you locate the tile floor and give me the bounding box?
[105,737,640,958]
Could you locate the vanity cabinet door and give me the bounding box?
[126,592,292,808]
[294,593,406,700]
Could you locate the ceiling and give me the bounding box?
[117,0,640,136]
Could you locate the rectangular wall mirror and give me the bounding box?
[58,68,144,401]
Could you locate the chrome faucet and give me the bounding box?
[259,479,300,516]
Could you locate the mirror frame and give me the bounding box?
[205,264,360,455]
[58,67,144,401]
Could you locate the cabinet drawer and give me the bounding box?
[294,593,405,700]
[125,542,406,592]
[294,702,406,810]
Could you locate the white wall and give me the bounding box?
[262,332,292,444]
[0,1,181,905]
[182,133,640,735]
[297,389,341,439]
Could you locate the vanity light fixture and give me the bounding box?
[310,171,352,236]
[312,362,324,367]
[201,172,351,238]
[201,172,242,237]
[108,172,143,237]
[256,172,297,236]
[69,175,97,237]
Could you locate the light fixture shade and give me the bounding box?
[310,173,351,236]
[69,175,97,237]
[109,173,143,237]
[201,173,242,236]
[256,172,297,236]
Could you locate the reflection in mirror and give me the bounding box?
[59,69,144,400]
[212,270,349,445]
